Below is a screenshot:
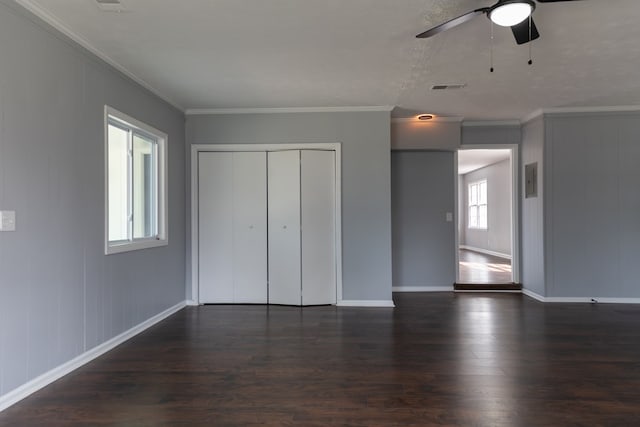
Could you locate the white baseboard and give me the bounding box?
[460,245,511,260]
[392,286,453,292]
[0,300,186,413]
[455,290,522,294]
[545,297,640,304]
[522,289,640,304]
[522,289,545,302]
[336,300,395,307]
[185,300,199,306]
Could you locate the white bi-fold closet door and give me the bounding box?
[268,150,336,305]
[198,151,268,304]
[198,149,336,306]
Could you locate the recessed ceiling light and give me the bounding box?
[417,114,434,121]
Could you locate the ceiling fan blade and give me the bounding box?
[416,8,488,39]
[511,17,540,45]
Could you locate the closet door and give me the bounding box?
[268,150,302,305]
[232,152,268,303]
[198,152,234,303]
[301,150,337,305]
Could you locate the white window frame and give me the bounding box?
[468,180,487,230]
[104,106,168,254]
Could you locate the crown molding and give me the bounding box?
[521,109,544,124]
[391,116,463,123]
[462,120,521,127]
[13,0,184,112]
[186,106,394,115]
[522,105,640,124]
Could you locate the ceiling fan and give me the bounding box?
[416,0,580,45]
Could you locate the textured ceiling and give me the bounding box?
[17,0,640,120]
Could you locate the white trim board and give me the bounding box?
[522,289,640,304]
[459,245,511,260]
[392,286,453,292]
[336,300,395,307]
[522,289,546,302]
[521,105,640,124]
[462,120,521,127]
[0,300,186,412]
[455,290,522,294]
[187,106,394,115]
[104,105,169,255]
[455,144,520,284]
[191,143,343,306]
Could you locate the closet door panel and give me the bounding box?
[301,150,337,305]
[232,152,268,303]
[198,152,234,303]
[268,150,302,305]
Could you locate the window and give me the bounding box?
[468,180,487,229]
[105,106,167,254]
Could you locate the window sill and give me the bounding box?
[105,238,168,255]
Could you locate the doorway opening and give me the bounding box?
[455,146,520,290]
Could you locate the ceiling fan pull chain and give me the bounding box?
[528,15,533,65]
[490,20,494,72]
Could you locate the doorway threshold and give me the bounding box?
[454,283,522,291]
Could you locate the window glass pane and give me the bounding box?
[106,108,167,254]
[479,205,487,229]
[469,184,477,205]
[479,181,487,204]
[108,124,129,242]
[469,206,478,228]
[132,133,157,239]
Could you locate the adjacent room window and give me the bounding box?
[468,180,487,229]
[105,106,167,254]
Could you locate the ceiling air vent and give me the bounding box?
[432,84,467,90]
[96,0,126,12]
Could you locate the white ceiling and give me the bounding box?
[458,149,510,175]
[17,0,640,120]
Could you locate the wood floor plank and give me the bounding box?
[459,249,512,284]
[2,293,640,425]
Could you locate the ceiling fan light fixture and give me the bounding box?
[489,1,535,27]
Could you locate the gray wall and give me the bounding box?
[391,121,520,151]
[391,151,455,288]
[521,117,545,296]
[461,159,511,256]
[0,2,185,398]
[462,124,521,146]
[391,121,460,150]
[546,113,640,298]
[186,111,392,301]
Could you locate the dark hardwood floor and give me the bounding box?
[459,249,512,284]
[2,293,640,426]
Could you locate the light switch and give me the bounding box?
[445,212,453,222]
[0,211,16,231]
